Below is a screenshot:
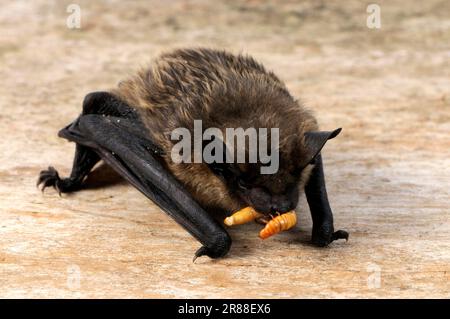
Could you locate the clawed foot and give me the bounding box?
[37,166,62,195]
[312,224,349,247]
[37,166,76,195]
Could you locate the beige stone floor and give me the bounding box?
[0,0,449,298]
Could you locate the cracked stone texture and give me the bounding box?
[0,0,449,298]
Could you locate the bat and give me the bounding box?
[37,48,348,260]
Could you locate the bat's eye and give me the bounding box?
[237,179,249,190]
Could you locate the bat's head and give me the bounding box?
[208,128,341,215]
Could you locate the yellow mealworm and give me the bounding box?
[259,211,297,239]
[224,206,262,226]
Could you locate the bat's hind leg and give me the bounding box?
[37,92,136,194]
[37,145,99,194]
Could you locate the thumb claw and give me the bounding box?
[192,246,209,263]
[332,230,349,242]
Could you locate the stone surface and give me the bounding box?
[0,0,449,298]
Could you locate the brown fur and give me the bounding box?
[111,48,318,212]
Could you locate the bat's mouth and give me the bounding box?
[246,202,272,215]
[243,205,276,218]
[235,193,270,215]
[236,186,296,215]
[246,203,292,216]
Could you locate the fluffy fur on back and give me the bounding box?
[111,48,319,212]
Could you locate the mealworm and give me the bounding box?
[224,206,262,226]
[259,211,297,239]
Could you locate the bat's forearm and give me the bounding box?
[305,154,334,227]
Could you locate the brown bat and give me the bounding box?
[38,48,348,260]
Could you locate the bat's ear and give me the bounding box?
[302,128,342,166]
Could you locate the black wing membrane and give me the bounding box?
[59,114,231,260]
